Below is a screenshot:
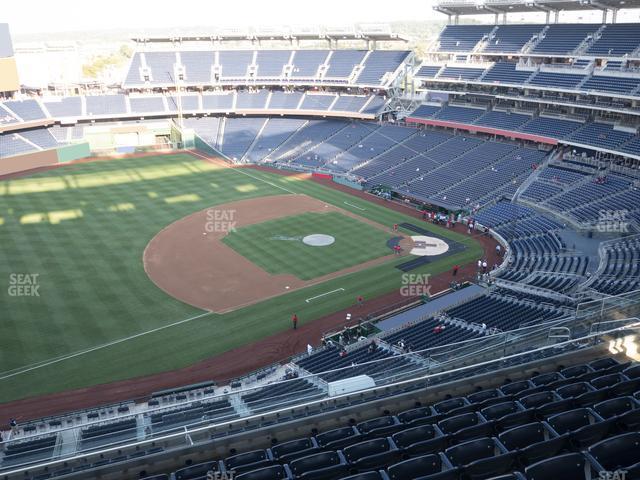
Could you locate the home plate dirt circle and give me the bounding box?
[410,235,450,256]
[303,234,336,247]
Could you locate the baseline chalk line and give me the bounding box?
[305,288,345,303]
[343,201,366,211]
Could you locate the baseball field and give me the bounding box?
[0,152,483,404]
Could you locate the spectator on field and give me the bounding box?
[292,314,298,330]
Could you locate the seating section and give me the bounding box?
[1,435,57,468]
[475,201,590,285]
[221,118,267,161]
[438,66,486,81]
[0,127,65,158]
[85,95,127,116]
[434,22,640,58]
[342,129,543,209]
[581,74,640,95]
[123,49,408,88]
[0,133,40,157]
[589,236,640,295]
[3,100,47,121]
[482,63,534,85]
[586,23,640,56]
[241,379,324,413]
[527,71,586,90]
[521,165,640,228]
[568,123,635,151]
[80,418,137,450]
[383,318,481,354]
[146,355,640,480]
[532,24,601,54]
[294,342,416,382]
[150,399,237,433]
[244,118,307,163]
[483,25,545,53]
[437,25,494,52]
[446,291,564,331]
[408,104,640,157]
[355,50,410,85]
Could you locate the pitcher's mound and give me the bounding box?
[303,234,335,247]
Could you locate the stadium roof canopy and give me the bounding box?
[133,25,409,45]
[434,0,640,16]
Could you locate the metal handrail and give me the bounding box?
[3,320,639,477]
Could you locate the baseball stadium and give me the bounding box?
[1,2,640,479]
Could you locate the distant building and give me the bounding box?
[14,41,81,89]
[0,23,19,95]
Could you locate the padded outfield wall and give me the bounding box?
[0,143,91,176]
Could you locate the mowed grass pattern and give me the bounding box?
[0,153,483,403]
[222,212,393,279]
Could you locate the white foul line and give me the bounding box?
[305,288,345,303]
[190,150,299,195]
[343,201,366,211]
[0,311,214,381]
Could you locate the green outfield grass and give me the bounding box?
[0,153,483,403]
[222,211,393,279]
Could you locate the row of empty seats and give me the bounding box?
[142,355,640,480]
[0,92,385,123]
[416,60,640,98]
[124,49,411,88]
[408,105,640,157]
[436,23,640,57]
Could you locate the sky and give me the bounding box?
[4,0,441,35]
[5,0,639,36]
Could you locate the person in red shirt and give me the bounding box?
[452,265,459,277]
[292,314,298,330]
[357,295,364,306]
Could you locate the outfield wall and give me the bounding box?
[333,175,364,191]
[0,143,91,176]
